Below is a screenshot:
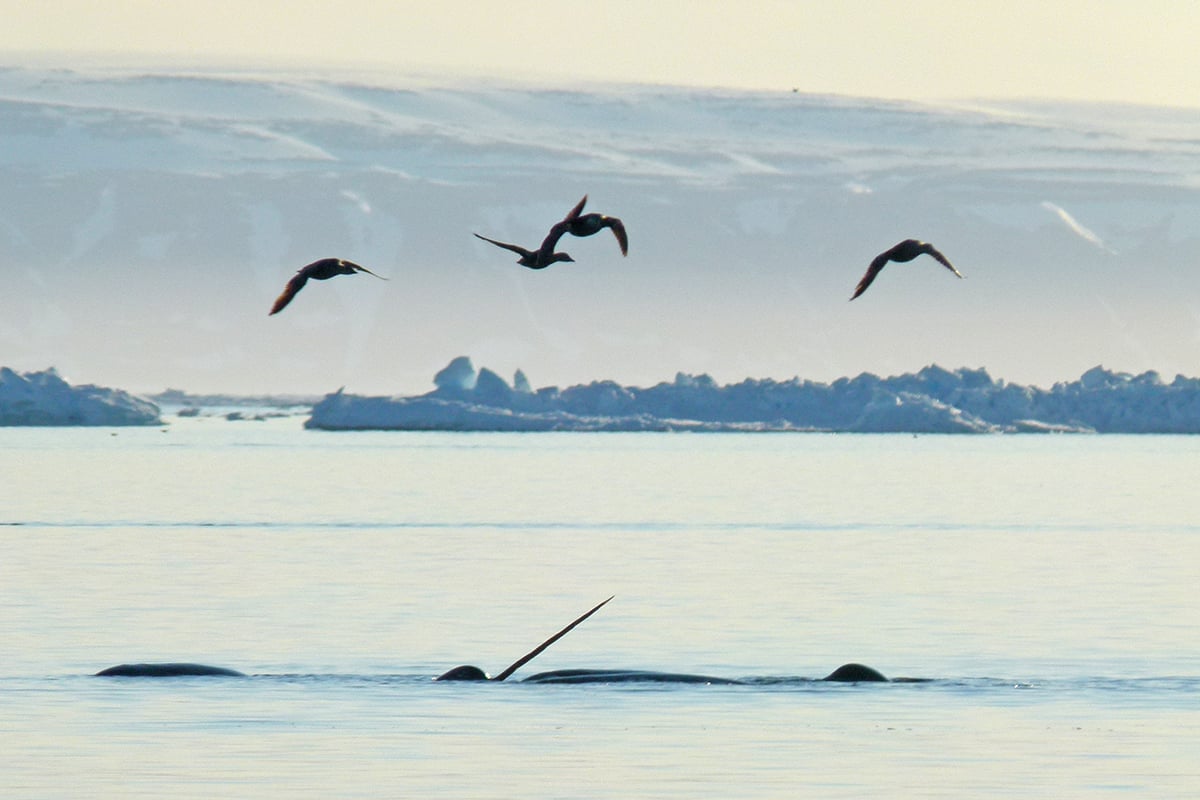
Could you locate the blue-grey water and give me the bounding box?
[2,415,1198,798]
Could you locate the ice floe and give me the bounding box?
[307,357,1200,433]
[0,367,160,426]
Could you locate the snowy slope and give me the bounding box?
[2,66,1198,395]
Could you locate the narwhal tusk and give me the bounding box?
[491,595,614,682]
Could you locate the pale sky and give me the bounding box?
[4,1,1199,107]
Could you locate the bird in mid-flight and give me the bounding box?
[561,195,628,255]
[473,198,588,269]
[850,239,963,300]
[473,232,576,269]
[268,258,387,315]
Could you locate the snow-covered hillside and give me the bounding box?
[2,66,1198,395]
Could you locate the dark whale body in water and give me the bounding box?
[436,663,893,684]
[822,663,889,682]
[434,665,491,681]
[523,669,742,685]
[95,662,245,678]
[93,662,900,683]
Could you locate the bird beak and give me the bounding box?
[356,266,388,280]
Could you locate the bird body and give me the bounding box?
[268,258,386,315]
[850,239,963,300]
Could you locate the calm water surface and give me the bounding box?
[2,415,1198,797]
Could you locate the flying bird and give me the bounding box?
[268,258,386,315]
[562,194,628,255]
[473,233,575,269]
[473,196,592,269]
[850,239,963,300]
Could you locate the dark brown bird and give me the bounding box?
[269,258,386,315]
[850,239,963,300]
[473,197,590,269]
[562,194,628,255]
[473,232,576,269]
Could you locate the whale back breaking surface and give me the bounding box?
[435,664,490,681]
[822,662,889,682]
[522,668,744,685]
[95,662,246,678]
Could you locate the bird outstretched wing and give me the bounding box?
[850,253,890,300]
[605,217,629,255]
[345,260,388,280]
[538,195,589,256]
[923,245,963,278]
[564,194,588,221]
[269,271,309,315]
[474,233,534,258]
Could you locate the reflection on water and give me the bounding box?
[2,418,1198,797]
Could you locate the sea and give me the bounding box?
[2,413,1198,798]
